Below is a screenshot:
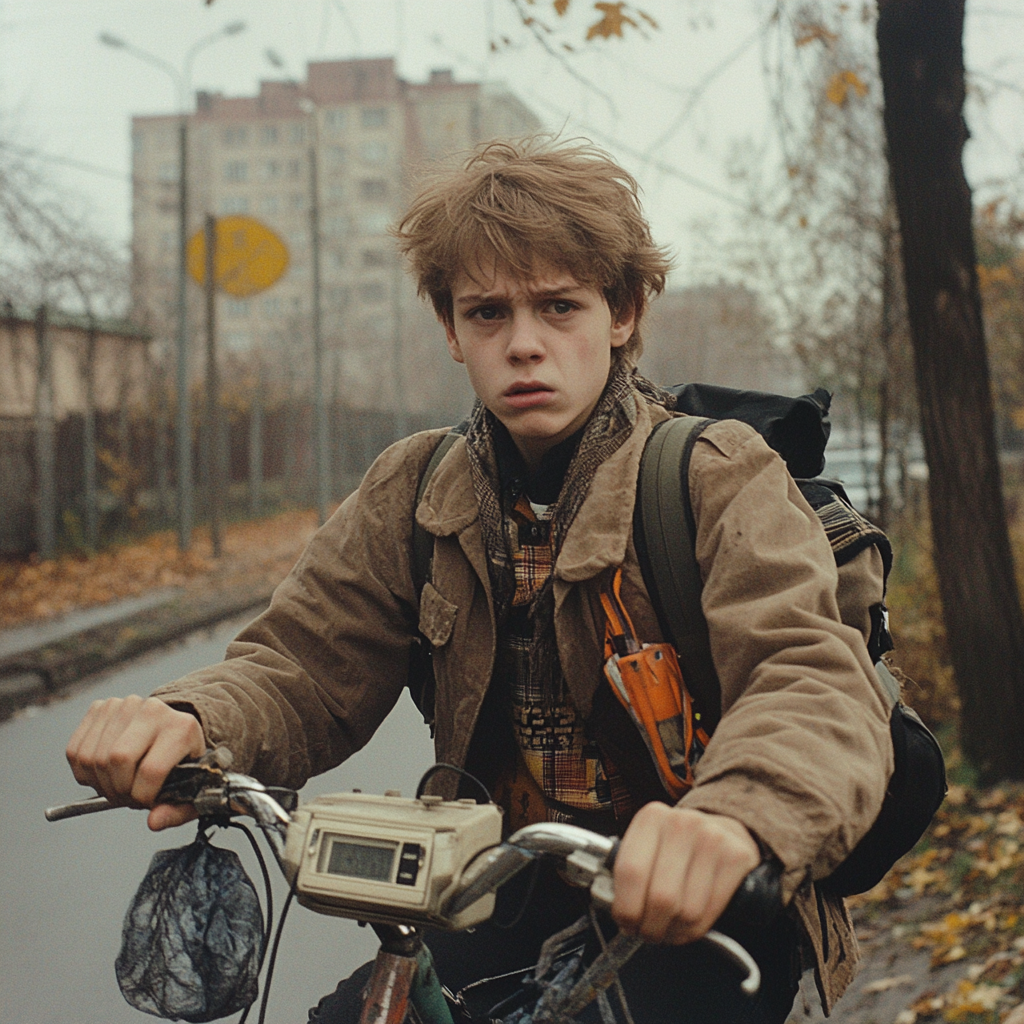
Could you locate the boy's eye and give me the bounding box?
[472,306,502,321]
[550,300,574,315]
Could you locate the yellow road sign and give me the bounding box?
[187,215,289,297]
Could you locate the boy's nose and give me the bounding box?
[505,317,545,363]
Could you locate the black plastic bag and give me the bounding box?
[116,830,264,1022]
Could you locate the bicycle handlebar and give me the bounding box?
[47,762,780,996]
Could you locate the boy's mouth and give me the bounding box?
[504,382,555,409]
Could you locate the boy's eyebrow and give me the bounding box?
[453,282,587,306]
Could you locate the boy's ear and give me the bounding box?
[442,317,465,364]
[609,301,636,350]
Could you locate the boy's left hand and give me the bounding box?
[611,802,761,945]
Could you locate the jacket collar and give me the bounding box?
[416,398,673,579]
[416,435,478,537]
[555,396,664,582]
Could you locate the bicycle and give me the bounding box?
[47,751,781,1024]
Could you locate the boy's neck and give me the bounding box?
[495,423,584,506]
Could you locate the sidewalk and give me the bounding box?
[0,510,323,721]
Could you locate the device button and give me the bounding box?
[396,843,422,886]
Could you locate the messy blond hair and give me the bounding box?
[394,137,672,367]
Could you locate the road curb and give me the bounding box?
[0,587,274,723]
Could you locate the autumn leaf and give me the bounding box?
[942,978,1005,1019]
[794,21,838,47]
[826,70,870,106]
[554,0,570,14]
[586,2,638,40]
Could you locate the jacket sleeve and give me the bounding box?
[151,432,442,789]
[677,420,892,899]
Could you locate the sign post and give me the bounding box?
[203,215,222,557]
[188,216,288,544]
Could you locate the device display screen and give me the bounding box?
[320,835,397,882]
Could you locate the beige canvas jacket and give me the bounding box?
[154,395,892,1014]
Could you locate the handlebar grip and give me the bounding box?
[714,859,784,939]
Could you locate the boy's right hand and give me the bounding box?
[66,695,206,831]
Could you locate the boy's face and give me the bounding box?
[444,265,634,469]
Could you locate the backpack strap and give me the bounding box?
[633,415,723,731]
[412,421,469,598]
[408,420,469,729]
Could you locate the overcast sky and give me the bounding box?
[2,0,1022,285]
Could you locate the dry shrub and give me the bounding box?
[885,495,959,729]
[885,474,1024,732]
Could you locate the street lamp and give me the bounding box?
[100,21,246,553]
[298,96,331,527]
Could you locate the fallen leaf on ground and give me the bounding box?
[863,973,915,993]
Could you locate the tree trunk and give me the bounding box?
[877,0,1024,780]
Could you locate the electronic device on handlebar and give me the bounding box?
[284,791,503,929]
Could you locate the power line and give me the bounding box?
[0,140,131,183]
[521,92,763,217]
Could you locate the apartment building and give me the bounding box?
[131,58,541,416]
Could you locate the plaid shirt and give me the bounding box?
[490,494,634,834]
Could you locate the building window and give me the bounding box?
[359,179,388,201]
[323,109,347,132]
[223,126,248,147]
[264,160,282,180]
[328,183,345,201]
[361,249,387,268]
[160,231,174,253]
[289,193,305,211]
[260,125,279,145]
[327,146,347,170]
[360,141,387,165]
[158,162,178,183]
[328,286,350,309]
[225,298,250,317]
[359,281,386,304]
[261,195,280,215]
[223,160,248,182]
[361,107,388,129]
[288,123,305,146]
[264,296,283,314]
[221,196,250,215]
[287,159,302,179]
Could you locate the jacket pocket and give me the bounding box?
[419,581,458,647]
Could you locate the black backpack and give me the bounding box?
[411,384,946,897]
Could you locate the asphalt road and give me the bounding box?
[0,614,434,1024]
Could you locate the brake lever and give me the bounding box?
[45,748,234,822]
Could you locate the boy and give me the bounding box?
[67,138,892,1022]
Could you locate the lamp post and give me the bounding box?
[100,21,245,552]
[299,97,330,526]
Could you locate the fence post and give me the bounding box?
[34,303,56,560]
[83,315,98,550]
